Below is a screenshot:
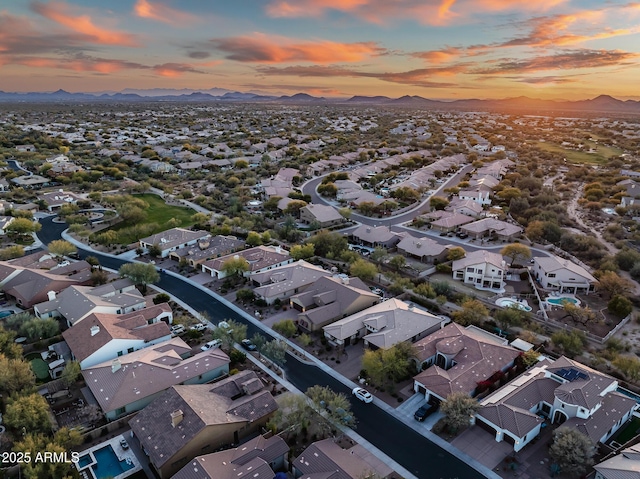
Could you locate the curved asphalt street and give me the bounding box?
[37,216,486,479]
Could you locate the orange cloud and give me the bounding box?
[412,47,462,63]
[264,0,569,25]
[31,1,138,46]
[211,34,383,63]
[133,0,198,26]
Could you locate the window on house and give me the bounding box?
[115,407,126,416]
[117,351,123,357]
[127,347,134,353]
[466,267,473,272]
[548,273,556,278]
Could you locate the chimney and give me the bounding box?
[111,358,122,373]
[47,291,56,301]
[90,325,100,336]
[170,409,184,428]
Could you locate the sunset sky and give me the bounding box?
[1,0,640,99]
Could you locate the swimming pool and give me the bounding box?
[77,454,93,469]
[495,298,532,312]
[91,445,134,479]
[546,296,580,306]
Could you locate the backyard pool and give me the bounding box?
[91,445,134,479]
[495,298,532,312]
[77,454,93,469]
[546,296,580,306]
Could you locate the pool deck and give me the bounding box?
[76,434,141,479]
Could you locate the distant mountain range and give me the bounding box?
[0,88,638,114]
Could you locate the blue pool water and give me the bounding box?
[78,454,93,469]
[547,297,579,305]
[91,445,134,479]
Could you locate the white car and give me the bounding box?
[201,339,222,351]
[352,387,373,403]
[189,323,207,332]
[170,324,185,335]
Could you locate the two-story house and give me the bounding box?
[452,249,506,291]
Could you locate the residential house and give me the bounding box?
[396,236,452,263]
[413,323,520,403]
[0,263,81,308]
[452,249,506,291]
[38,190,84,211]
[201,245,292,279]
[349,225,403,249]
[291,275,380,332]
[62,303,173,369]
[15,144,36,152]
[594,444,640,479]
[11,174,50,188]
[45,155,83,176]
[458,186,492,206]
[428,212,475,233]
[475,356,637,452]
[83,337,230,421]
[460,218,523,241]
[139,228,210,258]
[252,260,331,305]
[168,235,245,268]
[129,370,278,478]
[532,255,596,294]
[292,438,394,479]
[34,279,146,326]
[447,198,484,218]
[323,298,448,349]
[172,434,288,479]
[299,204,345,228]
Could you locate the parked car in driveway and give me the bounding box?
[352,387,373,403]
[170,324,185,335]
[414,403,436,421]
[201,339,222,351]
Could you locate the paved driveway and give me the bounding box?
[451,425,512,470]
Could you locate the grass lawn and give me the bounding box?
[108,194,197,244]
[25,353,50,380]
[613,416,640,444]
[535,141,623,165]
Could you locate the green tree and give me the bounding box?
[521,349,540,368]
[429,196,449,211]
[388,255,406,270]
[362,343,416,389]
[500,243,531,266]
[597,271,634,299]
[262,339,287,366]
[47,239,77,258]
[441,392,480,432]
[6,217,41,236]
[0,354,35,395]
[273,319,297,338]
[608,295,633,318]
[4,393,52,434]
[245,231,262,247]
[221,256,250,279]
[549,427,594,478]
[290,243,315,260]
[118,262,160,294]
[13,428,82,479]
[266,394,315,439]
[306,231,348,258]
[235,289,255,302]
[370,247,387,263]
[338,207,352,220]
[613,355,640,380]
[0,245,25,260]
[20,318,59,340]
[551,330,587,358]
[446,247,466,261]
[452,299,488,326]
[153,292,171,304]
[413,282,436,299]
[212,319,248,349]
[147,243,163,258]
[350,258,378,281]
[494,305,526,331]
[306,385,355,428]
[60,360,81,387]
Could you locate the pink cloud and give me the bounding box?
[211,33,383,63]
[264,0,569,25]
[133,0,198,26]
[31,1,138,46]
